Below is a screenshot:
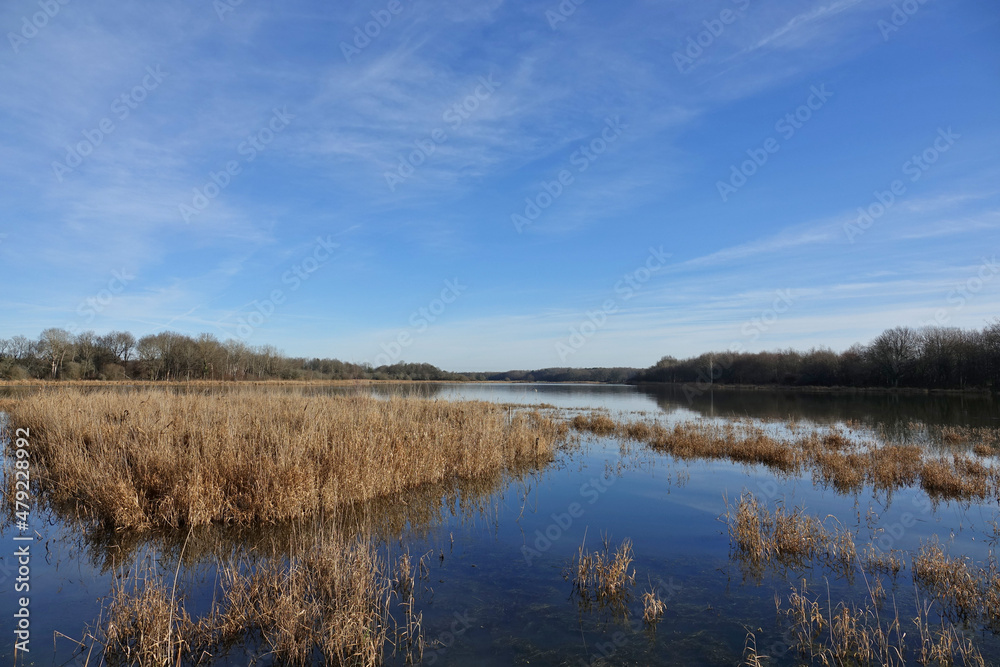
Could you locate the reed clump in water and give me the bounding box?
[641,586,666,627]
[911,538,1000,626]
[776,580,986,667]
[98,559,201,666]
[87,529,402,666]
[570,534,635,613]
[570,413,617,436]
[6,388,566,529]
[919,456,990,499]
[724,493,857,579]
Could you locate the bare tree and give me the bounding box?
[99,331,136,365]
[75,331,99,379]
[38,328,75,378]
[867,326,920,387]
[9,335,35,361]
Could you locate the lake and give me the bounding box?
[2,383,999,665]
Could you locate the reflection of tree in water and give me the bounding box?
[638,385,998,429]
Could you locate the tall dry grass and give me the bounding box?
[911,538,1000,628]
[571,415,1000,501]
[724,492,857,580]
[772,580,986,666]
[84,528,401,666]
[570,533,635,614]
[5,388,566,529]
[723,493,1000,664]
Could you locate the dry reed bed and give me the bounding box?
[876,422,1000,453]
[4,389,566,530]
[725,492,858,579]
[748,580,987,666]
[71,474,506,575]
[86,530,421,666]
[570,414,1000,501]
[728,493,1000,663]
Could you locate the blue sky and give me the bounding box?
[1,0,998,371]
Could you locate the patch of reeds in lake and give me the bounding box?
[569,533,635,616]
[72,527,423,666]
[748,580,987,667]
[727,493,1000,665]
[724,492,857,581]
[571,414,1000,501]
[2,388,567,530]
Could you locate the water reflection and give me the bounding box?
[3,383,1000,665]
[636,384,999,428]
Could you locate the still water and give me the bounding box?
[2,383,998,665]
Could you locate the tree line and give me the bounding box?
[633,323,1000,391]
[0,329,465,382]
[2,323,998,390]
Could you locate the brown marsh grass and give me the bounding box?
[80,528,419,666]
[641,586,666,627]
[4,388,566,530]
[727,493,1000,660]
[570,533,635,614]
[571,415,1000,501]
[912,538,1000,627]
[919,456,990,499]
[773,580,986,667]
[724,493,856,580]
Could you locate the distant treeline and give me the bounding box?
[0,329,466,382]
[3,323,999,390]
[474,367,640,383]
[0,328,641,384]
[633,323,1000,391]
